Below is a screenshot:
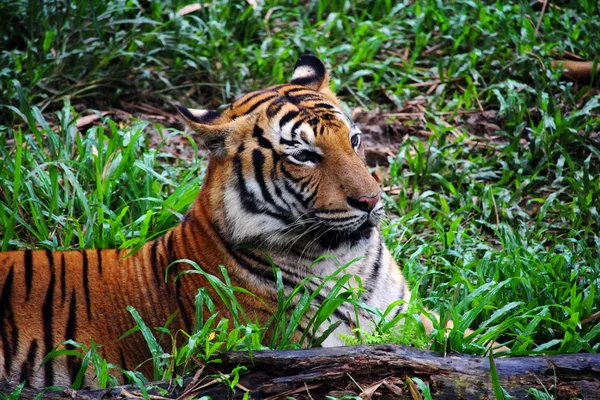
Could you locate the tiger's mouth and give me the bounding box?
[310,218,376,248]
[292,207,383,248]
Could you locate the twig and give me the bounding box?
[407,80,441,88]
[344,84,369,111]
[582,311,600,326]
[537,0,561,11]
[535,0,549,34]
[176,365,205,400]
[491,187,500,227]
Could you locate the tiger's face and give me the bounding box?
[177,55,382,250]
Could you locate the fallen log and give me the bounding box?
[6,345,600,399]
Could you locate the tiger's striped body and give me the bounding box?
[1,55,417,389]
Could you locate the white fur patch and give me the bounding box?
[291,65,317,81]
[187,108,211,119]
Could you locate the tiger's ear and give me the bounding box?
[290,54,330,92]
[175,104,229,156]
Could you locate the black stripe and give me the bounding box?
[252,149,286,212]
[290,119,304,137]
[150,241,162,286]
[319,125,326,136]
[390,288,407,320]
[234,150,262,214]
[279,163,303,184]
[24,249,33,301]
[60,254,66,305]
[304,182,319,205]
[287,93,325,103]
[283,181,308,207]
[0,265,17,375]
[166,233,175,266]
[314,208,348,214]
[364,241,384,302]
[299,176,313,193]
[19,339,38,386]
[232,249,276,282]
[273,178,284,199]
[162,234,174,293]
[253,125,273,149]
[243,94,277,115]
[279,110,300,128]
[308,117,321,128]
[313,102,336,110]
[82,251,91,321]
[175,259,193,334]
[235,91,262,107]
[234,144,289,223]
[65,290,81,385]
[177,294,192,333]
[397,280,405,308]
[282,86,314,96]
[97,249,102,276]
[319,215,359,223]
[279,137,300,147]
[266,98,286,118]
[119,347,128,383]
[42,250,55,386]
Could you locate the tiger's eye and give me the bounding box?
[351,134,361,149]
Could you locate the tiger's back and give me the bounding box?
[0,248,120,388]
[0,237,254,388]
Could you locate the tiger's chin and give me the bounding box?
[312,217,379,250]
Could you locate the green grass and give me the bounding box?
[0,105,204,251]
[1,0,600,397]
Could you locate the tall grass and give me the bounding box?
[0,101,204,251]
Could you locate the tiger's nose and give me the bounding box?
[347,191,381,212]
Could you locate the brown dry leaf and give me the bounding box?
[551,60,600,82]
[582,311,600,326]
[177,365,205,400]
[359,378,386,399]
[75,111,110,128]
[177,3,203,15]
[383,380,405,396]
[406,378,424,400]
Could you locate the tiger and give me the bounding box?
[0,55,498,391]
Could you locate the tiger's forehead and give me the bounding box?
[228,84,358,142]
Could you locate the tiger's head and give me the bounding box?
[176,55,382,251]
